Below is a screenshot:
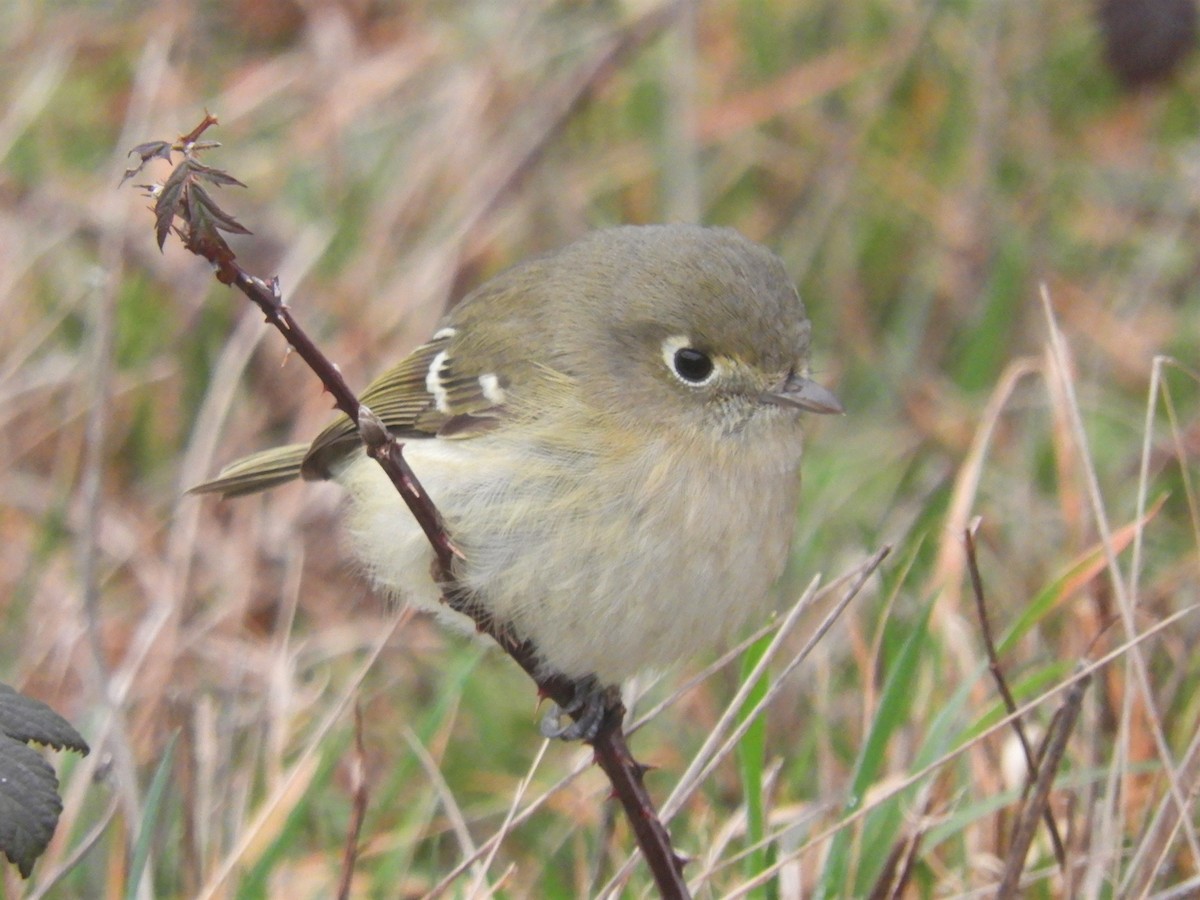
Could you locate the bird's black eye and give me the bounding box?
[673,347,715,384]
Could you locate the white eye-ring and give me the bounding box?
[661,335,717,387]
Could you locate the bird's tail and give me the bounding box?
[189,443,310,498]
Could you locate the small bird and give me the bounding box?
[194,224,841,738]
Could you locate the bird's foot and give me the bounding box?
[539,678,618,742]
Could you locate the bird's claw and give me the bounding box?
[539,679,613,742]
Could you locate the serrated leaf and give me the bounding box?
[154,161,194,249]
[187,160,247,189]
[0,733,63,878]
[0,683,89,754]
[129,140,173,160]
[189,183,252,235]
[120,140,173,186]
[184,197,230,262]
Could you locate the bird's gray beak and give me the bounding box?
[763,372,843,415]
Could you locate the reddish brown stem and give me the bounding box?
[135,116,689,899]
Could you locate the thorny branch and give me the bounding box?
[126,113,690,898]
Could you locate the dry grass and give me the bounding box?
[2,1,1199,897]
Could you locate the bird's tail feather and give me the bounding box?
[189,443,310,498]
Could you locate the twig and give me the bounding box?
[126,114,689,899]
[336,704,370,900]
[996,668,1090,899]
[962,520,1067,870]
[865,788,932,900]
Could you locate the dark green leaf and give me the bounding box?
[0,683,89,754]
[189,183,252,236]
[187,160,247,189]
[120,140,173,186]
[0,684,89,879]
[0,733,63,878]
[154,160,193,249]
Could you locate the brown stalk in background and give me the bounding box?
[337,703,369,900]
[123,113,691,899]
[963,518,1067,872]
[995,667,1090,898]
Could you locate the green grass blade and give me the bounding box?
[818,602,931,899]
[126,731,178,900]
[737,630,775,899]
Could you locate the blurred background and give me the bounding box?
[2,0,1199,896]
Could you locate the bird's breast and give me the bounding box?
[338,424,805,684]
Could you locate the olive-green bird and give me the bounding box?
[194,224,841,737]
